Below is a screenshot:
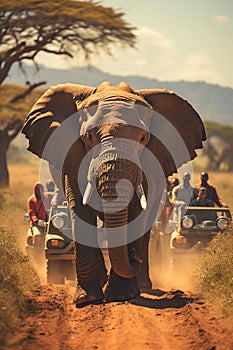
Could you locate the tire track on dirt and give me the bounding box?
[11,285,233,350]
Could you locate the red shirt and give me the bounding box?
[28,182,53,226]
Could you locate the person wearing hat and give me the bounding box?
[195,172,227,207]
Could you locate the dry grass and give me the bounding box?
[195,226,233,316]
[0,226,40,348]
[192,171,233,209]
[191,165,233,316]
[0,157,40,348]
[1,157,40,251]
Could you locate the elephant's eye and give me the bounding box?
[85,128,100,148]
[140,132,150,145]
[86,132,92,142]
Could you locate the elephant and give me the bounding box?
[22,81,206,305]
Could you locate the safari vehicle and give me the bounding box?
[25,201,76,284]
[151,206,232,283]
[170,206,232,259]
[25,216,46,263]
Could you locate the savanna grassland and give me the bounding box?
[0,158,40,250]
[5,155,233,253]
[0,156,41,348]
[3,155,233,274]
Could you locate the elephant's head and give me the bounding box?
[22,81,206,278]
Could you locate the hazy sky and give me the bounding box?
[37,0,233,88]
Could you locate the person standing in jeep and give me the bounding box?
[172,172,196,222]
[27,182,53,254]
[195,172,228,207]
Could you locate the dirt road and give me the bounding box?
[12,282,232,350]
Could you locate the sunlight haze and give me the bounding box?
[36,0,233,88]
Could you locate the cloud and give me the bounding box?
[88,28,225,86]
[213,15,231,23]
[36,26,228,87]
[36,26,174,76]
[138,27,172,49]
[172,53,222,84]
[87,26,175,77]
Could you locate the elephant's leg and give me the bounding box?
[72,205,108,305]
[74,243,106,305]
[97,247,109,288]
[136,230,152,290]
[104,268,140,302]
[104,230,152,301]
[104,245,141,302]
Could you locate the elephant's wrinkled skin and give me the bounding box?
[22,81,206,305]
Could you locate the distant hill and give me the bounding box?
[7,63,233,126]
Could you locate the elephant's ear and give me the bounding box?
[22,83,96,168]
[137,89,206,177]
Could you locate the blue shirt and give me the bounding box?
[190,198,213,207]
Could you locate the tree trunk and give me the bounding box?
[0,80,46,187]
[0,131,10,186]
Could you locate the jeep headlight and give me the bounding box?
[52,215,65,229]
[216,216,229,231]
[181,215,194,229]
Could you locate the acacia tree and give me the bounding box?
[203,122,233,171]
[0,83,46,186]
[0,0,136,186]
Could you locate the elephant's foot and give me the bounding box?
[73,284,104,307]
[137,276,152,292]
[137,269,152,291]
[104,269,140,302]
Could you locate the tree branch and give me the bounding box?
[10,81,47,103]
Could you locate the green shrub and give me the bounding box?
[196,224,233,316]
[0,226,39,348]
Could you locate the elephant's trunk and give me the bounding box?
[94,139,142,278]
[104,206,140,279]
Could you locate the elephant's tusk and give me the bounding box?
[82,182,93,205]
[138,183,147,210]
